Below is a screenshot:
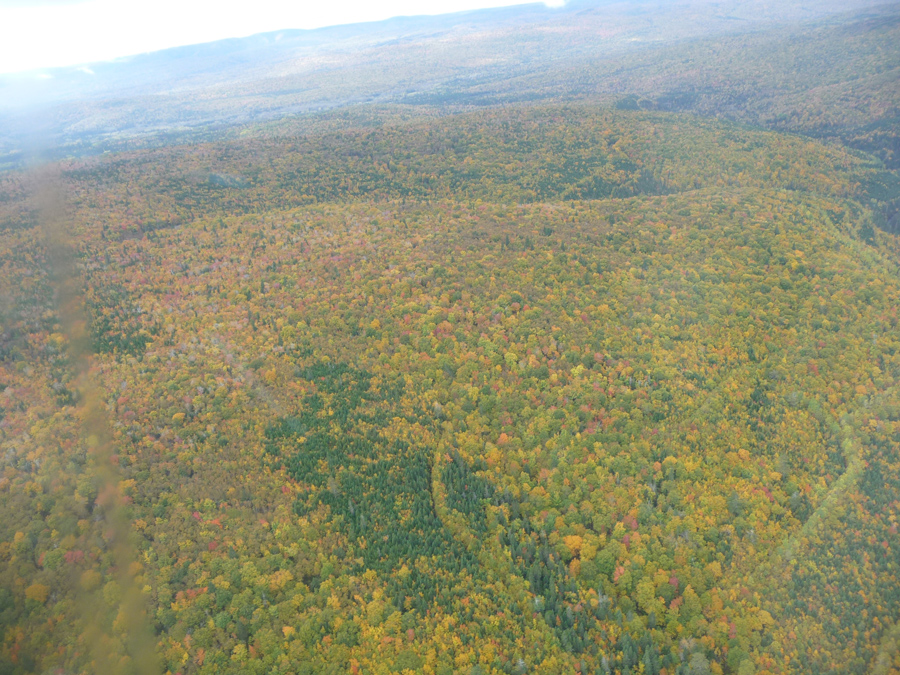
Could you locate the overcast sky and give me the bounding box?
[0,0,563,74]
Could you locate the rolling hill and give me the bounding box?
[1,2,899,674]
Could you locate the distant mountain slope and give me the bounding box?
[0,0,894,167]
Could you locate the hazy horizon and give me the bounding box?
[0,0,566,75]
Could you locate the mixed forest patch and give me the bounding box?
[0,103,898,675]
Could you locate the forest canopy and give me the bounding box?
[1,3,899,675]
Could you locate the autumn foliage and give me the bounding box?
[0,104,898,675]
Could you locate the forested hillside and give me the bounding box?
[1,1,896,171]
[1,101,899,674]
